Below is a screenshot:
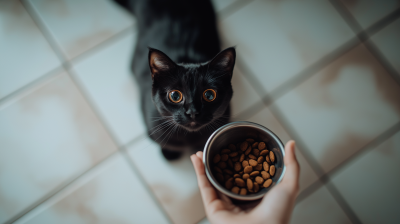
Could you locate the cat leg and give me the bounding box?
[161,148,183,160]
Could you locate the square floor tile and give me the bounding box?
[219,0,354,93]
[371,18,400,75]
[0,72,117,223]
[15,153,169,224]
[339,0,400,29]
[331,131,400,224]
[211,0,239,12]
[0,0,60,100]
[127,137,205,224]
[230,67,262,117]
[72,29,146,146]
[290,186,352,224]
[27,0,135,59]
[197,217,210,224]
[274,44,400,173]
[243,107,319,192]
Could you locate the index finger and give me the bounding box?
[191,151,219,207]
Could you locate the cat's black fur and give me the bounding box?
[115,0,236,160]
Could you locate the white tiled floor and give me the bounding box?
[331,131,400,224]
[0,0,60,100]
[0,72,117,223]
[26,0,135,60]
[290,186,352,224]
[371,17,400,74]
[219,0,354,94]
[1,0,399,224]
[72,29,146,146]
[339,0,400,30]
[15,153,169,224]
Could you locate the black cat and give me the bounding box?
[115,0,236,160]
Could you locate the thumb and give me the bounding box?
[282,140,300,193]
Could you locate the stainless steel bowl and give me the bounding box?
[203,121,286,201]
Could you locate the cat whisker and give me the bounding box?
[149,119,172,136]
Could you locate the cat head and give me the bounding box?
[149,47,236,132]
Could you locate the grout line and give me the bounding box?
[4,150,120,224]
[268,38,360,101]
[232,98,265,121]
[5,134,147,224]
[70,24,136,64]
[0,66,63,109]
[294,122,400,217]
[219,0,254,21]
[324,182,362,224]
[235,56,269,99]
[363,40,400,86]
[21,0,69,62]
[295,180,324,204]
[329,0,364,35]
[329,0,400,86]
[267,103,326,178]
[17,2,174,224]
[363,7,400,36]
[119,147,175,224]
[321,122,400,181]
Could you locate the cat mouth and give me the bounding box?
[181,121,203,132]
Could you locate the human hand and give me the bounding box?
[190,140,300,224]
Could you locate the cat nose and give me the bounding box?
[185,108,199,119]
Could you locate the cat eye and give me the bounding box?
[168,90,183,103]
[203,89,217,102]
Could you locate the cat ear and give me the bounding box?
[208,47,236,76]
[148,48,176,79]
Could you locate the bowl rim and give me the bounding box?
[203,121,286,200]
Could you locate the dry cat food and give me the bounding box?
[212,138,277,195]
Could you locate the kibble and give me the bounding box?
[221,154,229,161]
[260,149,269,156]
[261,171,270,180]
[240,142,248,151]
[211,138,278,195]
[221,149,230,154]
[213,154,221,163]
[250,171,260,177]
[263,161,269,172]
[249,159,258,167]
[270,165,275,176]
[235,178,245,187]
[263,179,272,188]
[231,186,240,194]
[255,164,263,171]
[248,154,257,160]
[258,142,266,150]
[239,154,245,162]
[244,146,252,155]
[244,166,253,173]
[234,162,242,172]
[218,161,226,169]
[247,178,253,190]
[269,151,275,163]
[225,178,234,190]
[255,176,264,185]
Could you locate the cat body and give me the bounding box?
[116,0,235,159]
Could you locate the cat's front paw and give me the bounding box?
[161,148,182,161]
